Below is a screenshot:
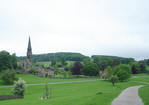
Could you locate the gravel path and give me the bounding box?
[112,85,144,105]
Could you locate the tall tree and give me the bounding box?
[131,62,140,74]
[0,51,12,71]
[11,53,18,69]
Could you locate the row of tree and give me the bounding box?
[71,57,148,77]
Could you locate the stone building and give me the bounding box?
[20,37,32,72]
[20,37,54,77]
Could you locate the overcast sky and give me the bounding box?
[0,0,149,60]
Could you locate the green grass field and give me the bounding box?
[0,74,149,105]
[137,74,149,105]
[0,74,98,85]
[139,85,149,105]
[16,74,98,84]
[0,80,141,105]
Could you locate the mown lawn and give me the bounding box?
[139,85,149,105]
[137,75,149,105]
[0,80,141,105]
[130,75,149,83]
[1,74,149,105]
[0,74,99,85]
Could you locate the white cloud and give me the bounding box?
[0,0,149,60]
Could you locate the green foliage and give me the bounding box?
[0,51,18,71]
[0,51,12,71]
[103,66,113,80]
[12,78,26,96]
[29,68,39,74]
[54,66,60,75]
[113,64,131,81]
[1,70,17,84]
[92,55,135,70]
[60,56,67,65]
[110,75,118,86]
[131,62,140,74]
[51,59,56,66]
[11,53,18,69]
[83,60,99,76]
[139,85,149,105]
[19,52,88,62]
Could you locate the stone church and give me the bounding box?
[20,37,54,77]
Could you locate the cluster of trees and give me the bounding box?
[0,51,18,71]
[0,51,19,84]
[103,64,131,85]
[92,55,148,74]
[70,55,149,78]
[71,60,99,76]
[92,55,135,70]
[1,50,149,84]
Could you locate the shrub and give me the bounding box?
[103,66,113,80]
[54,66,60,75]
[110,75,118,86]
[29,68,39,75]
[1,70,17,84]
[12,78,26,96]
[113,64,131,81]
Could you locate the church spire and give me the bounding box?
[27,36,32,63]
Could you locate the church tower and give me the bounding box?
[27,37,32,64]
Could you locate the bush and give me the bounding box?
[29,68,39,75]
[12,78,26,96]
[113,64,131,81]
[103,66,113,80]
[110,75,118,86]
[83,61,99,76]
[1,70,17,84]
[54,66,60,75]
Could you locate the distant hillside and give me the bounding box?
[92,55,135,64]
[19,52,89,62]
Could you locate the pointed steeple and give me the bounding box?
[28,36,32,50]
[27,36,32,63]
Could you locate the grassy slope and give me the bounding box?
[130,75,149,83]
[15,74,98,84]
[0,74,98,85]
[139,85,149,105]
[137,75,149,105]
[0,80,141,105]
[0,74,149,105]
